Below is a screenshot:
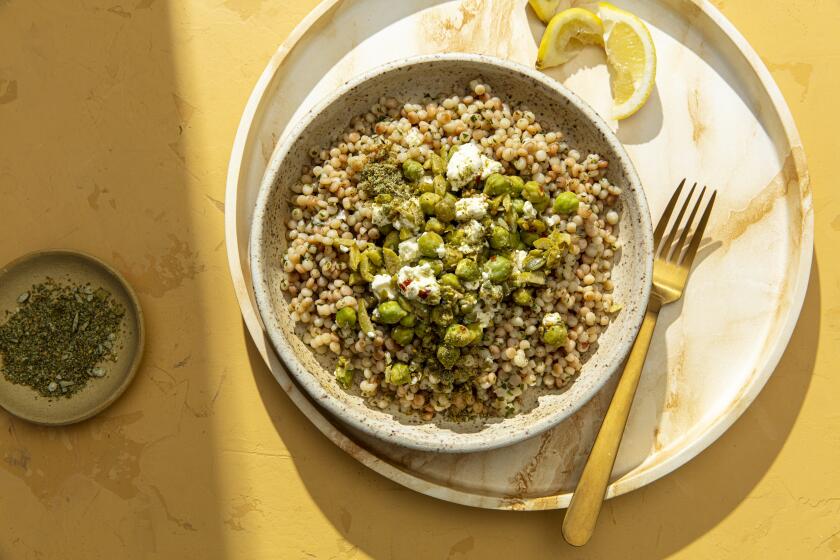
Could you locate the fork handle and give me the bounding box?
[562,308,659,546]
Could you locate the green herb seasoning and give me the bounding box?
[0,278,125,397]
[359,162,409,198]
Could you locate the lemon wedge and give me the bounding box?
[536,8,604,70]
[528,0,563,23]
[597,2,656,120]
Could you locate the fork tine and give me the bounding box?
[670,186,707,262]
[659,182,696,259]
[681,190,717,270]
[653,179,686,247]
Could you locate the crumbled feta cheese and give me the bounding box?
[543,312,563,328]
[512,250,528,272]
[463,279,480,292]
[513,349,528,368]
[462,220,485,243]
[371,204,390,226]
[480,155,503,179]
[446,143,483,190]
[394,198,422,232]
[457,219,485,254]
[436,244,446,258]
[404,128,424,147]
[396,263,441,304]
[398,239,420,262]
[455,196,488,221]
[371,274,396,301]
[522,201,537,220]
[475,304,496,328]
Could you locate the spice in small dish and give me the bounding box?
[0,278,125,397]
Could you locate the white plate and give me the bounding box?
[225,0,812,509]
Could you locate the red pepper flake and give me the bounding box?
[419,289,429,299]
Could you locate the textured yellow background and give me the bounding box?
[0,1,836,558]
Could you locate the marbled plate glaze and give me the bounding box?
[226,0,812,509]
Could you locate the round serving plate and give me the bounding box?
[225,0,812,510]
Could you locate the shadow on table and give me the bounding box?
[249,255,820,559]
[0,2,224,558]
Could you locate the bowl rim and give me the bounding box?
[250,52,653,453]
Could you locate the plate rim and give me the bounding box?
[224,0,813,510]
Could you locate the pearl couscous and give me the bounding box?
[281,81,622,420]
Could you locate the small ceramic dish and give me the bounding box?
[0,250,144,425]
[250,54,653,453]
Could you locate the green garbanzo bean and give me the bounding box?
[467,323,483,344]
[402,159,424,182]
[458,293,477,314]
[434,193,457,222]
[377,301,407,324]
[455,258,480,281]
[522,180,549,210]
[508,175,525,196]
[444,324,474,347]
[440,273,462,289]
[483,255,513,283]
[335,306,357,328]
[418,178,435,194]
[512,288,532,306]
[419,192,441,215]
[490,226,511,250]
[542,324,568,346]
[391,326,415,346]
[424,217,445,233]
[442,324,468,347]
[483,173,509,196]
[418,231,444,258]
[553,191,580,214]
[399,313,416,327]
[386,362,411,385]
[436,345,460,369]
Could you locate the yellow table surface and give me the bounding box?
[0,1,836,558]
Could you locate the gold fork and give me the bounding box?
[562,180,717,546]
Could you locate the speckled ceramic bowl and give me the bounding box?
[251,54,652,453]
